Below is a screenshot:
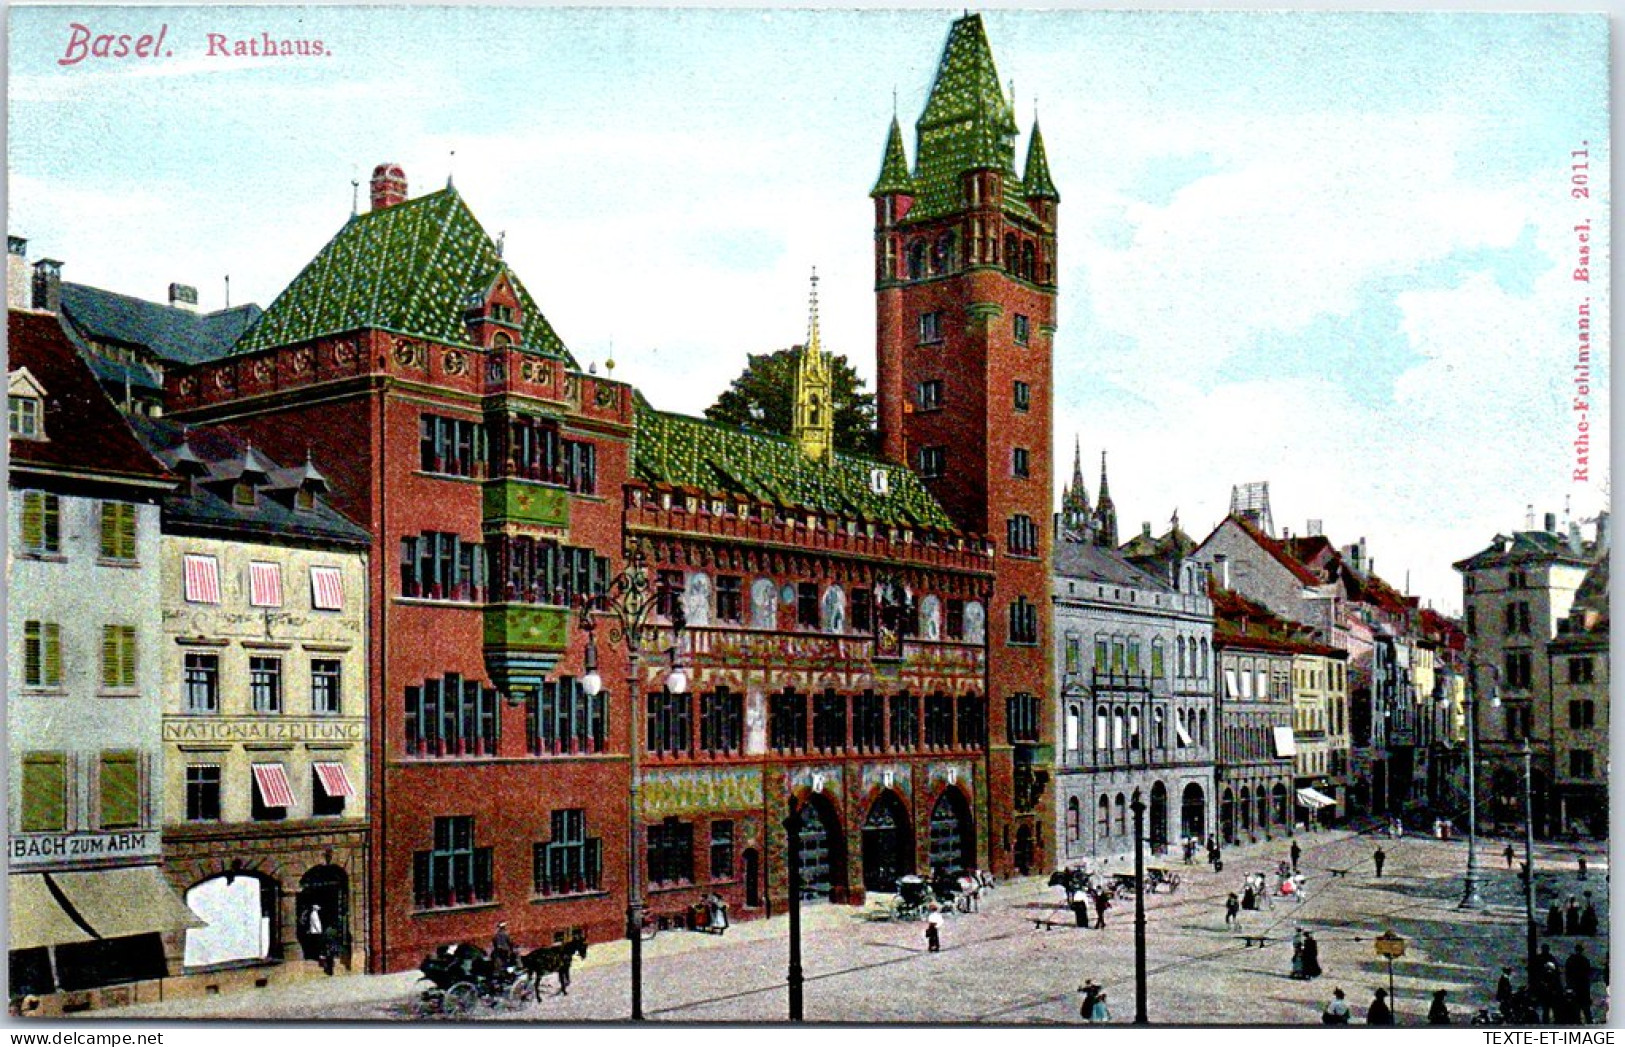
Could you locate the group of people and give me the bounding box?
[1077,979,1111,1022]
[1525,943,1599,1024]
[1322,987,1392,1025]
[302,904,342,976]
[1545,892,1601,938]
[1181,835,1225,872]
[1289,928,1322,981]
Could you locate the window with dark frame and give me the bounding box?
[656,570,686,620]
[1568,699,1597,728]
[918,446,946,479]
[1013,314,1030,346]
[564,440,597,495]
[851,588,873,633]
[647,689,693,756]
[716,575,743,624]
[917,379,944,411]
[310,659,342,715]
[1570,750,1595,778]
[24,620,62,689]
[769,690,808,753]
[404,674,502,757]
[413,815,494,909]
[101,624,137,690]
[1568,657,1596,684]
[924,694,954,748]
[710,821,735,881]
[918,310,943,343]
[1013,380,1030,412]
[184,652,219,713]
[647,818,695,887]
[534,808,602,896]
[1504,649,1533,689]
[400,532,489,602]
[1007,693,1041,744]
[1007,515,1038,556]
[527,676,605,755]
[956,694,986,748]
[700,688,744,755]
[185,764,221,822]
[888,692,919,751]
[853,690,885,753]
[419,414,488,478]
[1008,598,1038,645]
[99,502,138,561]
[19,491,61,554]
[813,690,847,752]
[1012,448,1030,479]
[796,583,819,628]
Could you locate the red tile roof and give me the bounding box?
[8,310,172,486]
[1227,514,1324,586]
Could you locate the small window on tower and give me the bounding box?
[1012,448,1030,479]
[917,446,946,479]
[917,311,943,344]
[1013,314,1030,346]
[1013,381,1030,412]
[916,380,943,411]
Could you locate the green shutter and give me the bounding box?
[99,751,140,829]
[44,623,62,687]
[100,502,117,557]
[120,626,137,687]
[118,503,137,559]
[21,492,42,550]
[24,621,42,686]
[102,625,119,688]
[21,753,66,833]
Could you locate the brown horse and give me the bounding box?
[521,936,588,997]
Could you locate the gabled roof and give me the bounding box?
[1209,513,1324,587]
[232,187,574,364]
[905,14,1037,224]
[1210,582,1338,656]
[60,283,261,366]
[7,310,173,487]
[127,416,369,548]
[1055,538,1171,593]
[633,397,956,531]
[1453,529,1598,572]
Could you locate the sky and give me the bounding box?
[7,5,1611,614]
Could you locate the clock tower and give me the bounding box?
[872,13,1059,876]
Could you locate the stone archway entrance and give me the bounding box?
[861,791,914,892]
[797,794,843,900]
[297,864,349,969]
[927,790,974,875]
[1149,781,1169,854]
[1181,782,1206,840]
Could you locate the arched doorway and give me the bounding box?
[1272,783,1289,828]
[797,795,843,900]
[743,849,762,909]
[1239,786,1253,837]
[1149,782,1169,854]
[1014,823,1036,877]
[861,791,914,892]
[927,790,974,875]
[297,864,348,968]
[1181,783,1206,841]
[1220,788,1236,844]
[184,872,279,969]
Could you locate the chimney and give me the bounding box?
[7,236,29,309]
[1597,512,1611,553]
[1544,512,1557,534]
[168,283,199,313]
[1569,521,1584,555]
[371,163,408,211]
[1214,553,1231,590]
[31,258,62,313]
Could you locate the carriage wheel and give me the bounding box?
[443,982,479,1016]
[504,979,534,1011]
[411,980,445,1018]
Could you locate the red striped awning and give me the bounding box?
[251,763,295,808]
[183,554,221,604]
[312,761,356,799]
[249,562,283,607]
[309,565,344,611]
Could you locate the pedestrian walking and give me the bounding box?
[1290,840,1302,873]
[1548,901,1566,937]
[1536,944,1562,1022]
[1303,932,1322,979]
[1504,843,1516,870]
[1078,979,1100,1021]
[1366,988,1394,1025]
[1090,989,1111,1023]
[1225,892,1240,926]
[925,906,943,952]
[1578,854,1588,880]
[1496,966,1514,1009]
[1580,893,1599,937]
[1093,887,1112,929]
[1428,989,1451,1025]
[1183,838,1196,865]
[1291,942,1307,980]
[1372,847,1386,877]
[1321,988,1351,1025]
[1566,896,1582,936]
[1567,944,1594,1019]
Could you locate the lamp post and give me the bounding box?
[784,803,805,1022]
[1130,789,1148,1025]
[1521,737,1538,985]
[1447,667,1485,910]
[576,543,686,1022]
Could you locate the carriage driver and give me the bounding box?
[491,922,517,971]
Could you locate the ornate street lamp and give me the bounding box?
[784,803,806,1022]
[576,542,686,1022]
[1442,664,1497,910]
[1130,789,1148,1025]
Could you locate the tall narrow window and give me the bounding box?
[101,624,137,690]
[710,821,735,881]
[99,501,138,561]
[250,656,283,713]
[21,753,66,832]
[311,659,342,715]
[98,750,140,829]
[1013,380,1030,412]
[184,652,220,713]
[186,765,222,821]
[23,621,62,689]
[20,491,61,555]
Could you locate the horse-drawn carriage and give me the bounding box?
[409,936,588,1017]
[412,943,528,1017]
[1104,867,1182,898]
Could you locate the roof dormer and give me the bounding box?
[464,271,524,350]
[8,367,46,441]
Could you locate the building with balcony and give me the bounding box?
[1052,476,1216,865]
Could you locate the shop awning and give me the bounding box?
[1296,787,1337,809]
[9,874,94,951]
[1272,726,1297,758]
[313,761,357,798]
[252,763,295,808]
[49,866,203,940]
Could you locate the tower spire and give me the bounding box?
[1094,450,1118,547]
[792,268,834,464]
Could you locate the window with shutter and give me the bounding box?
[100,502,138,561]
[21,753,66,832]
[99,751,140,829]
[20,491,60,554]
[101,625,137,689]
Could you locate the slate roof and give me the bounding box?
[126,416,370,548]
[903,14,1037,224]
[871,118,915,198]
[1452,529,1598,571]
[232,187,574,364]
[1021,120,1060,202]
[1055,538,1171,592]
[632,397,957,531]
[60,283,261,366]
[7,309,173,487]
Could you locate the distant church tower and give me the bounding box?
[1093,451,1118,547]
[1059,438,1094,543]
[792,269,835,463]
[871,13,1059,877]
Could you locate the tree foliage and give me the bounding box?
[704,347,879,455]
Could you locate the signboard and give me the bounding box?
[1373,931,1406,958]
[11,830,159,867]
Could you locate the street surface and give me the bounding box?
[113,827,1608,1024]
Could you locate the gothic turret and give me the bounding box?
[1094,451,1118,547]
[1059,437,1094,542]
[792,270,834,464]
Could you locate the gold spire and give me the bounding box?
[792,267,834,464]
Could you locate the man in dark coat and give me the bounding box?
[1366,988,1394,1025]
[1303,932,1322,979]
[1290,840,1302,873]
[1580,893,1599,936]
[1504,843,1516,869]
[1565,897,1582,936]
[1093,887,1111,929]
[1566,944,1594,1021]
[1373,847,1386,877]
[1496,966,1514,1009]
[1548,901,1567,937]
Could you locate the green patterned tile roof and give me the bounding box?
[1022,119,1060,202]
[871,117,915,197]
[232,188,573,363]
[633,397,956,531]
[906,14,1035,223]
